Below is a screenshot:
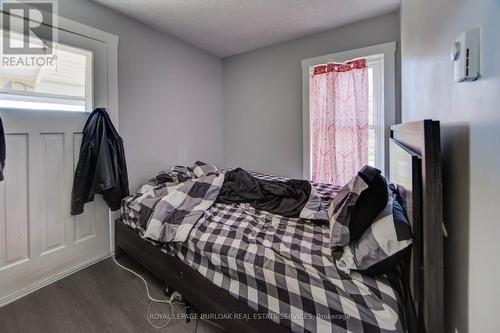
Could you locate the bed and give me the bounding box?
[115,120,443,333]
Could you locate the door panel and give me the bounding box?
[0,27,111,304]
[40,133,65,255]
[0,134,29,267]
[73,133,97,244]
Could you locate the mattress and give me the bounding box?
[121,172,404,333]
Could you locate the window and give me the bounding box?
[302,42,396,183]
[0,31,93,112]
[367,55,384,169]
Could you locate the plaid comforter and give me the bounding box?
[121,169,403,333]
[122,162,225,242]
[123,163,327,243]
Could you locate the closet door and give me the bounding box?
[0,27,113,305]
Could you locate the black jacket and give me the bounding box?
[0,116,5,182]
[71,108,129,215]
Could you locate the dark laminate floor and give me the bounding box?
[0,255,225,333]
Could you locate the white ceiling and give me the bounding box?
[93,0,400,57]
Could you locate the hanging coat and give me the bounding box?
[71,108,129,215]
[0,116,5,182]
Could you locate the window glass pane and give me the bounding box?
[368,128,375,167]
[0,31,92,112]
[368,66,375,166]
[368,67,374,126]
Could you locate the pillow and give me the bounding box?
[335,186,412,275]
[328,165,388,249]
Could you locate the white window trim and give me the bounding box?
[301,41,397,180]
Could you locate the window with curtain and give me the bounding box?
[310,57,383,186]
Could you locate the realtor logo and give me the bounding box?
[1,0,57,55]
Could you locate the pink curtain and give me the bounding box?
[310,59,368,186]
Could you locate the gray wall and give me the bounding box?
[60,0,224,191]
[400,0,500,332]
[223,12,400,178]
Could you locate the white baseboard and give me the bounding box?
[0,252,111,308]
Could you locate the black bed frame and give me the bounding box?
[115,120,443,333]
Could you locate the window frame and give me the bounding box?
[0,30,94,113]
[301,42,397,179]
[367,55,384,170]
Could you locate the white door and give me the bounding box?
[0,26,114,305]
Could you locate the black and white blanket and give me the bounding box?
[121,165,403,333]
[122,162,224,242]
[122,162,326,243]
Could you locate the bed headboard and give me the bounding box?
[389,120,443,333]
